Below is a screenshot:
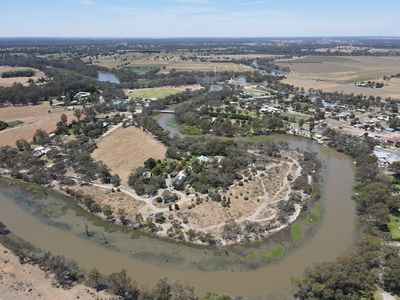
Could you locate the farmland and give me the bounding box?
[0,102,74,146]
[0,66,45,87]
[278,56,400,98]
[92,126,166,183]
[91,52,253,73]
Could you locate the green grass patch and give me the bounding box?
[388,214,400,241]
[181,125,202,135]
[127,87,183,99]
[307,202,321,224]
[290,224,304,241]
[247,245,285,262]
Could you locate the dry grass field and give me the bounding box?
[277,56,400,98]
[0,66,45,87]
[92,127,166,183]
[91,52,253,73]
[0,102,75,146]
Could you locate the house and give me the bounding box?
[174,170,186,182]
[197,155,210,164]
[142,171,152,179]
[33,146,51,157]
[74,92,91,100]
[259,105,281,114]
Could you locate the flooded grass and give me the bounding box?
[290,224,304,241]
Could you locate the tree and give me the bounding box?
[118,208,128,225]
[390,161,400,180]
[294,255,376,299]
[87,268,103,291]
[56,113,69,135]
[106,269,139,300]
[111,174,121,187]
[32,129,49,145]
[153,278,172,300]
[74,108,82,121]
[16,139,31,151]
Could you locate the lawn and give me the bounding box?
[388,214,400,241]
[127,87,183,99]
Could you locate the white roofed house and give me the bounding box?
[33,146,51,158]
[197,155,210,164]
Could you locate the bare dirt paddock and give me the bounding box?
[0,102,75,147]
[92,127,166,183]
[277,56,400,99]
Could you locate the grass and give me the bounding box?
[307,202,321,224]
[246,245,285,261]
[127,87,183,99]
[181,125,202,135]
[290,224,304,241]
[388,213,400,241]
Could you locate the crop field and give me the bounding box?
[277,56,400,98]
[0,102,75,146]
[126,84,202,99]
[0,66,45,87]
[92,126,166,183]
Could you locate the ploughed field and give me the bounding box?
[278,56,400,98]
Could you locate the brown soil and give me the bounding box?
[278,56,400,98]
[92,127,166,183]
[0,102,75,147]
[0,243,111,300]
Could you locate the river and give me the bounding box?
[0,133,356,298]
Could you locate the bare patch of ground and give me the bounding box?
[0,243,110,300]
[92,127,166,183]
[277,56,400,98]
[0,102,75,147]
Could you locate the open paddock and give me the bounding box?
[92,126,166,183]
[0,102,75,147]
[277,56,400,99]
[0,66,45,87]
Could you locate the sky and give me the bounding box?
[1,0,399,37]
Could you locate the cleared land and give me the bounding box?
[0,243,110,300]
[126,84,202,99]
[92,127,166,183]
[0,66,45,87]
[91,52,253,73]
[0,102,75,147]
[277,56,400,98]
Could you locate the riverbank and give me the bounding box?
[0,242,110,300]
